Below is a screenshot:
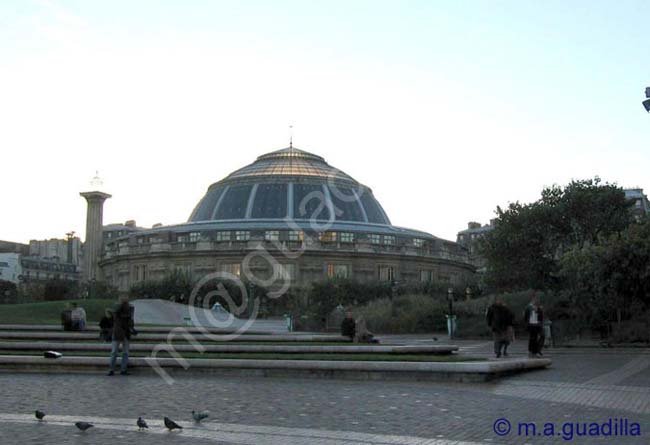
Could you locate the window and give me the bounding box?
[215,231,231,242]
[175,264,192,277]
[413,238,425,247]
[636,200,642,208]
[420,270,433,282]
[235,231,250,241]
[320,231,337,242]
[276,263,297,281]
[177,234,188,243]
[378,265,395,282]
[368,234,381,244]
[137,237,145,244]
[189,232,201,242]
[265,230,280,241]
[327,263,351,279]
[134,264,147,282]
[221,263,241,277]
[340,232,354,243]
[287,231,303,242]
[383,235,396,245]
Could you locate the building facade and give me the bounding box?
[99,147,475,291]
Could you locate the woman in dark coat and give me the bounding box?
[99,310,114,342]
[108,297,135,376]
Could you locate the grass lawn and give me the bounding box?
[0,350,480,362]
[0,299,116,325]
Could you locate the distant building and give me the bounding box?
[0,252,80,284]
[624,188,650,221]
[0,240,29,255]
[0,253,23,284]
[456,221,495,271]
[29,237,82,265]
[103,220,146,243]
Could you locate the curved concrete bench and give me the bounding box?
[0,331,350,343]
[0,355,551,382]
[0,341,458,355]
[0,324,284,335]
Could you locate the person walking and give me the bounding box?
[108,297,135,376]
[524,296,544,358]
[486,297,514,358]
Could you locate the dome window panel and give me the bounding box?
[368,234,381,244]
[359,191,389,225]
[265,230,280,241]
[190,187,226,222]
[251,183,288,219]
[293,183,331,220]
[214,185,253,220]
[327,185,365,222]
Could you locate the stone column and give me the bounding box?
[80,191,111,282]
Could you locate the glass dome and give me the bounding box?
[189,147,391,225]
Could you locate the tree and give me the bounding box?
[481,178,632,292]
[559,219,650,325]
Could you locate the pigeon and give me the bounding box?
[192,410,209,423]
[75,421,94,431]
[44,351,63,359]
[137,417,148,430]
[35,410,46,421]
[164,417,183,431]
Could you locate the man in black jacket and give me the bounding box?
[486,297,514,358]
[108,297,135,376]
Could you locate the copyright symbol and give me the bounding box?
[493,418,511,436]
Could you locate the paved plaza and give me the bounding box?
[0,341,648,444]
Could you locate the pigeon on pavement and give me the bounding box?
[75,422,94,431]
[192,410,209,423]
[35,410,46,421]
[164,417,183,431]
[137,417,148,430]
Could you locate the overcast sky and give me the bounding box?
[1,0,649,244]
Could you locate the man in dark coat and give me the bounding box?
[524,296,544,358]
[108,297,135,376]
[341,311,356,341]
[486,297,514,358]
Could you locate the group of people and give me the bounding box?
[486,296,545,358]
[60,297,136,375]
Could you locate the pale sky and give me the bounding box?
[1,0,649,244]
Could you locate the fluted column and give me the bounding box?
[80,191,111,281]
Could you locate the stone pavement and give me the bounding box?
[0,339,648,444]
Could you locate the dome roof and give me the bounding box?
[188,147,392,225]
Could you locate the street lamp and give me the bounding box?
[643,87,650,113]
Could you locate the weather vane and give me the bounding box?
[289,124,294,148]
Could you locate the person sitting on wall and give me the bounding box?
[354,317,379,344]
[99,309,114,342]
[70,302,87,331]
[61,305,73,331]
[341,311,356,341]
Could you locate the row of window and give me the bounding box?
[130,262,444,283]
[117,231,430,249]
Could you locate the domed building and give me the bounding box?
[99,147,474,291]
